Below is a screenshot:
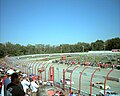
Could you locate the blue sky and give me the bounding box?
[0,0,120,45]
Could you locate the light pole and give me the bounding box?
[60,45,62,53]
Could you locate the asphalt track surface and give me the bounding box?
[44,64,120,95]
[6,58,120,95]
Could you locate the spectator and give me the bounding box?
[4,69,15,96]
[70,92,77,96]
[59,91,65,96]
[70,92,73,96]
[18,74,24,92]
[21,75,30,94]
[1,74,7,96]
[7,73,25,96]
[111,64,115,69]
[105,63,108,68]
[0,77,3,94]
[72,93,77,96]
[30,78,39,96]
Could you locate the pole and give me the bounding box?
[82,46,84,52]
[104,69,113,96]
[63,65,72,90]
[78,66,89,96]
[90,67,100,96]
[48,64,54,82]
[70,66,79,94]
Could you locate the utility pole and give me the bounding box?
[82,46,84,52]
[60,45,62,53]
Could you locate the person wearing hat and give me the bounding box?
[30,77,39,96]
[4,69,15,96]
[21,74,30,94]
[7,73,25,96]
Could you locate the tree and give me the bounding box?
[5,42,15,56]
[77,42,90,52]
[0,43,5,58]
[61,44,71,53]
[26,44,36,54]
[0,37,119,58]
[91,40,104,51]
[105,37,120,50]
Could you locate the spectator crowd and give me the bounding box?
[0,65,40,96]
[0,65,66,96]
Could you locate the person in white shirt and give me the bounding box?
[21,76,30,93]
[30,78,39,96]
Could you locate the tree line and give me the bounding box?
[0,37,120,58]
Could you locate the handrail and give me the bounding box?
[104,69,113,96]
[70,66,79,93]
[63,65,72,90]
[90,67,100,96]
[78,66,89,96]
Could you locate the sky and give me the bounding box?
[0,0,120,46]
